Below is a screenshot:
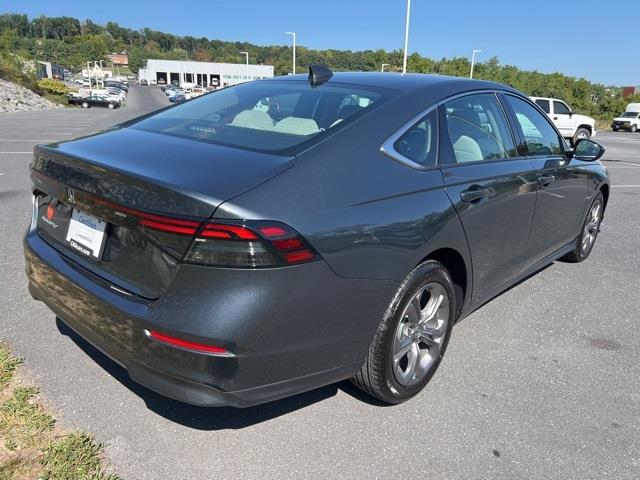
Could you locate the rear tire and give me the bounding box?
[562,191,603,263]
[82,102,89,109]
[351,260,457,404]
[572,127,591,146]
[108,103,115,109]
[631,125,637,133]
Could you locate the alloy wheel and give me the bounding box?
[582,199,601,255]
[392,282,450,386]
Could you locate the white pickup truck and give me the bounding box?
[530,97,596,146]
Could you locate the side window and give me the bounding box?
[535,99,550,114]
[553,101,571,115]
[393,109,438,167]
[443,93,516,163]
[506,96,564,156]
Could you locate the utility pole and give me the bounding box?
[402,0,411,75]
[286,32,296,74]
[240,52,249,81]
[470,49,482,79]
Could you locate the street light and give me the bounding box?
[381,63,390,72]
[240,51,249,81]
[470,49,482,79]
[285,32,296,75]
[402,0,411,75]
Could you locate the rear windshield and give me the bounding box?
[131,80,389,154]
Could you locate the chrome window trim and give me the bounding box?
[380,89,513,170]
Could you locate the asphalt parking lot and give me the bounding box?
[1,88,639,479]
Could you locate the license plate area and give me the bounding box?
[65,208,107,260]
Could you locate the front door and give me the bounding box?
[503,94,589,264]
[439,92,538,305]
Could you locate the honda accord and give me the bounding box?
[24,67,610,407]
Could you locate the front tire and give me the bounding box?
[351,260,456,404]
[572,127,591,146]
[631,125,637,133]
[108,103,115,109]
[81,102,89,109]
[562,191,604,263]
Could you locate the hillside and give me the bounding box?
[1,12,638,123]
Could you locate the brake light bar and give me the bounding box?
[146,330,233,356]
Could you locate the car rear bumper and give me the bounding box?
[24,231,395,407]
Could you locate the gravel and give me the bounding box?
[0,78,62,113]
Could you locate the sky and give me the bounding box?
[2,0,637,86]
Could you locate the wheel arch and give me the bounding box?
[600,182,609,213]
[418,247,469,319]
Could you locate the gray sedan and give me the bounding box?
[24,67,609,407]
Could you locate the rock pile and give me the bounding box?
[0,78,62,113]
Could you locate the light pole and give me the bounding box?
[285,32,296,74]
[402,0,411,74]
[240,51,249,81]
[470,49,482,79]
[381,63,390,72]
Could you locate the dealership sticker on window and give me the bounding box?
[65,208,107,259]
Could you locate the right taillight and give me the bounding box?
[184,220,318,268]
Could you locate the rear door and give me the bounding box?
[439,92,538,304]
[502,94,589,263]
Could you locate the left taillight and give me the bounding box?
[184,220,318,268]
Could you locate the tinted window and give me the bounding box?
[535,99,550,113]
[443,93,516,163]
[553,101,571,115]
[393,109,438,167]
[506,95,564,156]
[131,81,387,154]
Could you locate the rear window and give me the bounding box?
[131,81,389,154]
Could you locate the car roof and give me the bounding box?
[265,71,521,95]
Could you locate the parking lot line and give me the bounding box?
[611,185,640,188]
[0,152,31,154]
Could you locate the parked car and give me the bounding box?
[167,88,185,98]
[149,79,157,85]
[105,81,128,93]
[139,79,148,86]
[169,93,186,103]
[25,70,609,407]
[530,97,597,145]
[611,112,640,132]
[157,78,166,85]
[67,95,120,109]
[93,91,124,105]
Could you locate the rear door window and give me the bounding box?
[534,99,550,114]
[442,93,516,163]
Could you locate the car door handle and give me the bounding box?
[538,174,556,187]
[553,117,558,120]
[460,186,491,203]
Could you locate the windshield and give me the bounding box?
[131,80,389,154]
[620,112,639,118]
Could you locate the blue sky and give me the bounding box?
[3,0,637,86]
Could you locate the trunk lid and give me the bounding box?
[31,127,294,299]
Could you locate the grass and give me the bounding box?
[0,343,120,480]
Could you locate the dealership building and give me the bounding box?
[138,59,274,87]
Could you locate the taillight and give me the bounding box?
[184,220,318,268]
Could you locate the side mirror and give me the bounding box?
[573,139,605,161]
